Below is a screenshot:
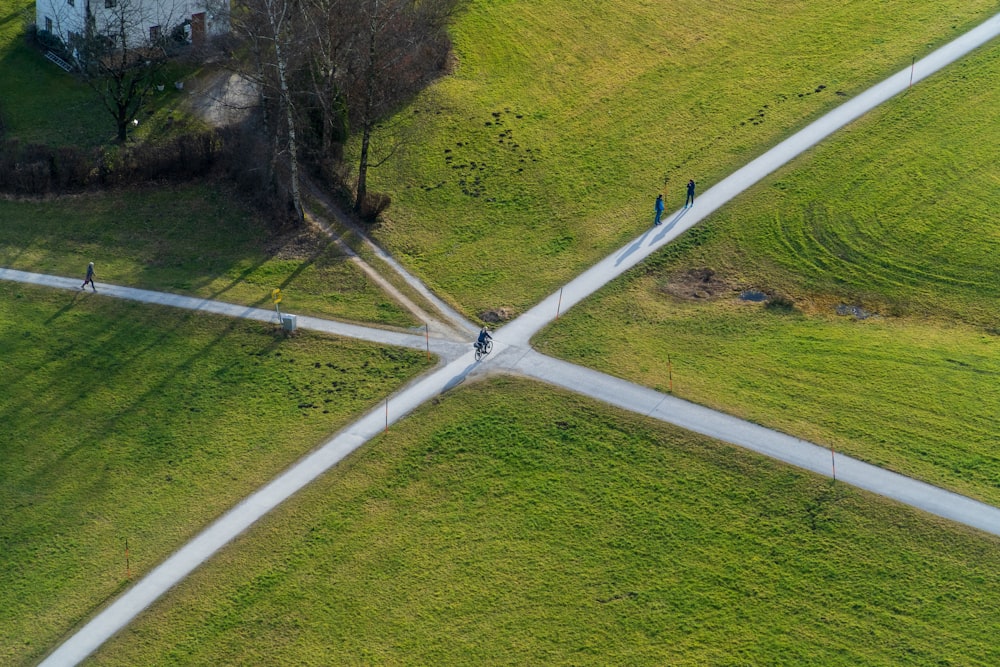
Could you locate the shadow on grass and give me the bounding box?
[136,232,339,313]
[9,302,286,498]
[0,11,23,29]
[43,289,83,324]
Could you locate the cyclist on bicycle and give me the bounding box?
[476,326,492,351]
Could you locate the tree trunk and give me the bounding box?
[274,39,304,221]
[355,122,371,212]
[354,0,379,213]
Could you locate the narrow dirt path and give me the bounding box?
[302,179,479,338]
[183,68,472,340]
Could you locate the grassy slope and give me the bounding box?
[94,379,1000,666]
[0,184,419,327]
[536,42,1000,503]
[0,284,432,666]
[362,0,997,318]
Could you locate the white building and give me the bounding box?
[36,0,227,50]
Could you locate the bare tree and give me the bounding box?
[347,0,455,214]
[223,0,306,221]
[213,0,454,220]
[298,0,356,169]
[76,0,180,143]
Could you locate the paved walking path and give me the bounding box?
[0,268,469,361]
[503,348,1000,536]
[34,12,1000,666]
[503,10,1000,344]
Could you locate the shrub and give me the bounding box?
[357,191,391,224]
[765,293,797,313]
[33,28,70,61]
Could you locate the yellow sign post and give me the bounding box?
[272,288,283,321]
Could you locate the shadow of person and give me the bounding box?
[616,227,655,266]
[653,208,689,242]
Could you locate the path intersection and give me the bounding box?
[17,10,1000,665]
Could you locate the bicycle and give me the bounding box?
[474,338,493,361]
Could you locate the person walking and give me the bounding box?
[653,194,665,225]
[685,179,696,208]
[81,262,97,292]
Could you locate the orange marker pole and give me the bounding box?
[909,56,915,88]
[556,288,564,319]
[831,445,837,481]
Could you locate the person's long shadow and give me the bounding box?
[441,360,478,393]
[653,208,689,243]
[44,291,83,324]
[615,227,655,266]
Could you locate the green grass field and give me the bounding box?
[359,0,997,319]
[92,379,1000,666]
[0,184,419,327]
[0,284,432,666]
[536,40,1000,504]
[4,0,1000,662]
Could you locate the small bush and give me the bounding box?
[33,28,70,61]
[765,293,797,313]
[357,191,391,223]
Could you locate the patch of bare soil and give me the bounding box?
[265,224,331,260]
[479,307,516,323]
[660,267,734,301]
[183,69,257,128]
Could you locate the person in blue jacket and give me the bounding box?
[476,326,492,349]
[653,194,665,225]
[685,179,696,208]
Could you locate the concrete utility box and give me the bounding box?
[281,314,297,332]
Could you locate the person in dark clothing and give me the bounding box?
[81,262,97,292]
[685,180,696,208]
[653,194,665,226]
[477,327,492,348]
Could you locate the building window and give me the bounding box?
[149,25,160,41]
[45,16,52,32]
